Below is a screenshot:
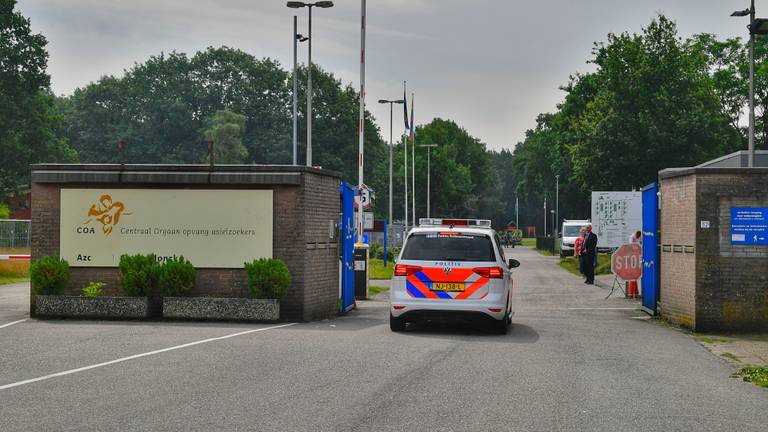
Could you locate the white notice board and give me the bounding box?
[591,191,642,249]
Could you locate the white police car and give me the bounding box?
[389,218,520,334]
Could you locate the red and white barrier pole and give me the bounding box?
[0,255,30,260]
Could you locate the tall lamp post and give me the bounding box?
[418,144,438,218]
[292,16,308,165]
[378,99,405,230]
[287,1,334,167]
[732,1,768,167]
[555,174,560,237]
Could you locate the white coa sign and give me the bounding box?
[60,189,273,268]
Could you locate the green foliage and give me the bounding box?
[118,253,159,297]
[30,256,69,295]
[81,281,105,297]
[0,1,76,200]
[0,202,9,219]
[369,258,394,280]
[202,109,248,164]
[558,255,611,277]
[158,256,196,296]
[733,366,768,388]
[244,258,291,299]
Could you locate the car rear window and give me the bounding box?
[563,225,583,236]
[401,232,496,262]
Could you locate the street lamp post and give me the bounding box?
[292,16,308,165]
[378,99,405,234]
[287,1,334,167]
[418,144,438,218]
[732,1,768,167]
[555,174,560,237]
[550,210,555,241]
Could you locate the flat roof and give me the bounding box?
[659,151,768,179]
[31,164,341,185]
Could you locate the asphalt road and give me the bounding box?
[0,247,766,431]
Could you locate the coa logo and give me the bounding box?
[83,194,128,235]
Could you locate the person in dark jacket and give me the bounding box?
[581,223,598,284]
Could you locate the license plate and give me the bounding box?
[432,282,464,292]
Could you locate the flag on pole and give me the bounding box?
[403,81,409,131]
[409,93,415,139]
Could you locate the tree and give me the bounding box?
[202,110,248,164]
[0,0,75,199]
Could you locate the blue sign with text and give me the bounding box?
[731,207,768,245]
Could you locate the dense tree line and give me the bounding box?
[1,4,764,234]
[509,16,754,233]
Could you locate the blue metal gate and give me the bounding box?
[339,182,356,313]
[641,182,659,315]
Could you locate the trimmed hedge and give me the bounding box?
[244,258,291,299]
[31,256,70,295]
[118,254,159,297]
[159,256,196,296]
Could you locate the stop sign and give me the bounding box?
[612,243,642,280]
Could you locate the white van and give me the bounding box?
[560,219,590,258]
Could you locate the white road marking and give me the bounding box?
[566,307,637,310]
[0,322,297,391]
[0,318,28,329]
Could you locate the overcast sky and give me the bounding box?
[19,0,749,151]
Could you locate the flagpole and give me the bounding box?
[356,0,366,245]
[411,92,415,227]
[403,81,409,232]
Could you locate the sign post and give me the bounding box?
[606,243,642,299]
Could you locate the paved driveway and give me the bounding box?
[0,248,765,431]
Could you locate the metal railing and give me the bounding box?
[0,219,31,249]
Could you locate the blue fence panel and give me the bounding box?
[339,182,356,313]
[641,182,659,315]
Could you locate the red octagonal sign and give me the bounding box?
[612,243,642,281]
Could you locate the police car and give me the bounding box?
[389,218,521,334]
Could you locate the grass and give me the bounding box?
[721,352,740,362]
[521,238,536,247]
[0,263,29,286]
[558,254,612,276]
[368,284,389,298]
[733,366,768,388]
[537,249,556,256]
[369,258,394,280]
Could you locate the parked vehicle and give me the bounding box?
[560,219,590,258]
[390,218,520,334]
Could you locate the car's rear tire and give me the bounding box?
[390,314,406,332]
[492,316,509,335]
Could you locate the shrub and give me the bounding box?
[159,256,196,296]
[82,281,105,297]
[118,253,159,296]
[244,258,291,299]
[31,256,70,295]
[369,243,383,259]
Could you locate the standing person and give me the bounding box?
[574,227,586,276]
[581,224,598,284]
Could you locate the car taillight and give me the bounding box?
[394,264,423,276]
[473,266,503,279]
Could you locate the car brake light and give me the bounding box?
[439,231,460,236]
[392,305,406,310]
[394,264,423,276]
[441,219,468,226]
[473,266,503,279]
[488,308,502,313]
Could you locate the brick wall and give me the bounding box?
[30,166,340,322]
[695,172,768,331]
[659,175,697,329]
[300,172,341,321]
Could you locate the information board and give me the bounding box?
[731,207,768,245]
[591,191,642,249]
[60,189,273,268]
